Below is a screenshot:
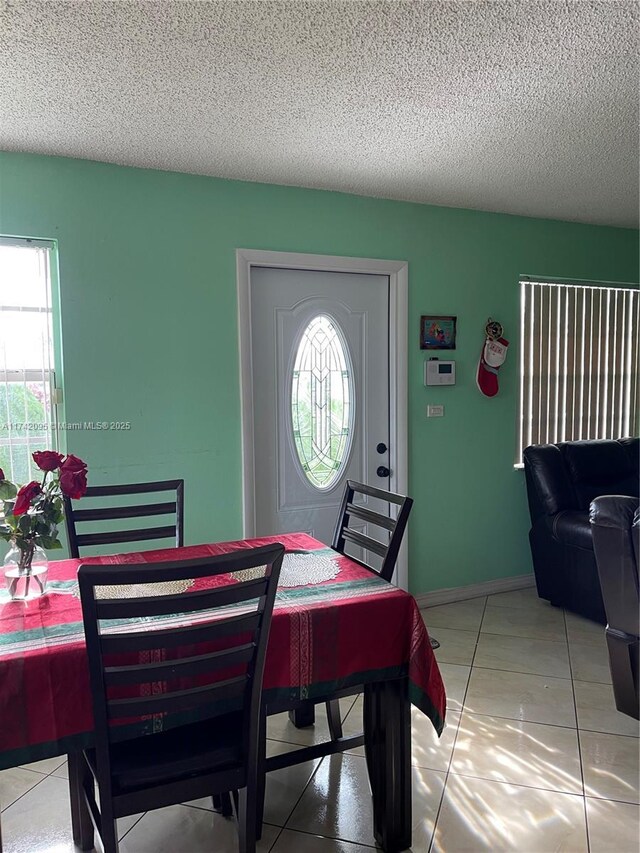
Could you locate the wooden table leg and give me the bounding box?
[68,752,94,851]
[288,701,315,728]
[364,679,412,852]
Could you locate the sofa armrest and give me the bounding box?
[590,495,638,530]
[523,444,576,521]
[590,496,639,636]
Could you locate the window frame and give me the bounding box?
[516,275,639,467]
[0,235,64,482]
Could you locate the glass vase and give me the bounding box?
[3,541,48,601]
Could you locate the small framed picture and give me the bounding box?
[420,315,457,350]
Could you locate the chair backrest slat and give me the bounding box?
[64,479,185,557]
[103,643,255,686]
[345,501,396,532]
[99,611,261,653]
[76,526,177,549]
[332,480,413,582]
[106,676,247,719]
[341,527,389,558]
[95,576,268,620]
[344,480,406,505]
[72,501,177,522]
[84,481,182,497]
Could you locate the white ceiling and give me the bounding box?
[1,1,638,227]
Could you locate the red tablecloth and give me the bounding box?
[0,533,445,769]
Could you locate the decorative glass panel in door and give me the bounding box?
[291,314,354,490]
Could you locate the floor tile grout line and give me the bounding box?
[280,750,400,849]
[454,708,588,734]
[278,738,331,830]
[477,629,576,642]
[15,756,66,776]
[176,801,288,853]
[0,770,50,815]
[117,811,146,844]
[278,751,328,831]
[478,630,569,643]
[267,824,285,851]
[471,662,613,687]
[470,663,574,681]
[444,767,584,798]
[15,765,57,777]
[266,697,359,749]
[583,793,640,807]
[563,606,592,853]
[577,728,640,740]
[272,823,378,849]
[427,594,489,853]
[431,703,638,737]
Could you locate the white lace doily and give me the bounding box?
[232,551,340,588]
[73,579,195,600]
[69,552,340,600]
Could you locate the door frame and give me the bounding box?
[236,249,409,590]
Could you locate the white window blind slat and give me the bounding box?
[630,295,640,433]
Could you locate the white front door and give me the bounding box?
[249,266,390,546]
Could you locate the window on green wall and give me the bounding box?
[0,237,59,484]
[517,278,640,464]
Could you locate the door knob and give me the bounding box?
[376,465,390,478]
[376,442,388,454]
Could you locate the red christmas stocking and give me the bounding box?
[477,336,509,397]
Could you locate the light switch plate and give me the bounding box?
[427,404,444,417]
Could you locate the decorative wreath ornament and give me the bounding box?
[485,318,503,341]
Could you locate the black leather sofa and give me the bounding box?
[523,437,639,623]
[590,495,639,720]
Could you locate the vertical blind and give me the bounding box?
[518,280,640,463]
[0,237,57,484]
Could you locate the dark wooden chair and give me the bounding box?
[64,479,184,558]
[290,480,413,739]
[77,542,284,853]
[332,480,413,583]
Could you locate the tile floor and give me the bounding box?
[1,586,639,852]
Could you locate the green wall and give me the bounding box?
[1,152,638,594]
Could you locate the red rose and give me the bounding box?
[59,454,88,499]
[32,450,65,472]
[14,481,42,516]
[0,468,4,481]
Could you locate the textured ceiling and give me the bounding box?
[0,0,638,227]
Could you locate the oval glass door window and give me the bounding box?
[291,314,354,490]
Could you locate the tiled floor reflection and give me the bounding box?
[1,587,639,851]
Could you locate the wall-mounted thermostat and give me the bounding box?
[425,358,456,386]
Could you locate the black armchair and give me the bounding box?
[523,437,639,623]
[590,496,639,720]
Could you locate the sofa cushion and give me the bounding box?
[559,440,639,509]
[620,437,640,480]
[552,510,593,550]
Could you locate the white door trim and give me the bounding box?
[236,249,409,589]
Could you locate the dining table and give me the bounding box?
[0,532,446,853]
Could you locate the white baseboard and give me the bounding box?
[414,573,536,609]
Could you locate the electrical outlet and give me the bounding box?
[427,404,444,418]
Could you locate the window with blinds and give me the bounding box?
[0,237,58,484]
[517,279,640,464]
